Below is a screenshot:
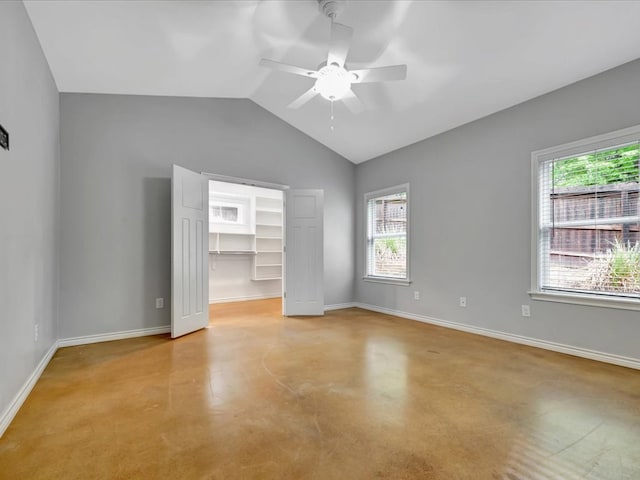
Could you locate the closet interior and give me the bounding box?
[208,180,283,304]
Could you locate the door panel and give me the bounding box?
[284,189,324,316]
[172,165,209,338]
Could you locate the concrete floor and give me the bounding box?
[1,298,639,479]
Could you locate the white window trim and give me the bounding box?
[363,183,411,286]
[530,123,640,310]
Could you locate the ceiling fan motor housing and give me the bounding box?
[314,64,351,100]
[318,0,344,19]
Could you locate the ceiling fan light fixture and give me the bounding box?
[259,1,406,112]
[314,64,351,101]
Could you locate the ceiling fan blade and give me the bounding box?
[259,59,319,78]
[350,64,407,83]
[327,22,353,68]
[287,87,319,109]
[341,89,365,115]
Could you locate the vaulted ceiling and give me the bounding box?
[24,0,640,163]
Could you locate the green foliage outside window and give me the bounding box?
[553,144,639,187]
[585,239,640,293]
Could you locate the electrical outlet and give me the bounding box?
[521,305,531,317]
[459,296,467,307]
[34,324,39,342]
[414,291,420,300]
[155,298,164,309]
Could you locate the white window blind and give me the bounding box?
[538,140,640,299]
[366,186,408,280]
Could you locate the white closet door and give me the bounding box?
[284,189,324,316]
[171,165,209,337]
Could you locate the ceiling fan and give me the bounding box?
[259,0,407,114]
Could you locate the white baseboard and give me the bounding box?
[209,294,280,305]
[324,302,357,311]
[355,303,640,371]
[1,325,171,437]
[0,341,59,438]
[58,325,170,348]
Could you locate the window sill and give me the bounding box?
[363,276,412,286]
[529,290,640,311]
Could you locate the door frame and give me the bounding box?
[202,172,289,314]
[202,172,289,192]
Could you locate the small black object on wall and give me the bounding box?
[0,124,8,151]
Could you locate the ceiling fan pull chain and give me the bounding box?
[330,100,335,132]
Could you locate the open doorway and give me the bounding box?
[207,180,284,308]
[171,165,325,338]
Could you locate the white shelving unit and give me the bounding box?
[253,196,283,281]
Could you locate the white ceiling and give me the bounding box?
[24,0,640,164]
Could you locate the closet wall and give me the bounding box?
[208,181,283,303]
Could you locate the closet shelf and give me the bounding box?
[251,277,282,281]
[256,263,282,267]
[209,250,257,255]
[256,236,282,240]
[256,208,282,213]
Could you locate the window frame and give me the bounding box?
[363,183,411,286]
[530,124,640,311]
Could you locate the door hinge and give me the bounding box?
[283,292,286,298]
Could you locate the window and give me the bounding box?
[211,205,239,224]
[208,192,251,234]
[364,184,410,284]
[532,125,640,309]
[209,196,249,226]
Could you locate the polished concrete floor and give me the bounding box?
[1,299,640,479]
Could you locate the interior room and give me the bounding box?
[208,180,284,305]
[1,1,640,478]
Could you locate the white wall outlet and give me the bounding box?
[155,297,164,309]
[34,324,39,342]
[521,304,531,317]
[459,296,467,307]
[414,291,420,300]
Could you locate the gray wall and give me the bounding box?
[0,1,60,422]
[59,94,355,338]
[356,58,640,361]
